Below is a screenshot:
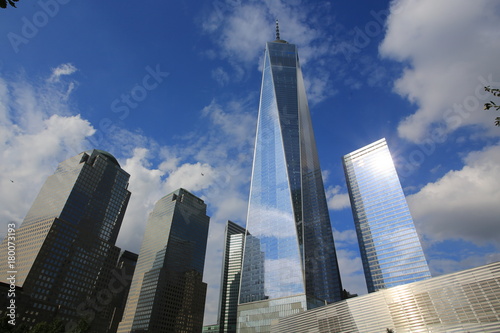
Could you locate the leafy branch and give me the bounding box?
[0,0,19,8]
[483,86,500,126]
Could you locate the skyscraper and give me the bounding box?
[342,138,431,292]
[217,221,246,333]
[107,250,139,333]
[0,149,131,330]
[237,22,343,332]
[118,188,210,333]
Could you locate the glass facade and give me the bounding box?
[0,149,131,330]
[238,294,325,333]
[343,138,431,292]
[238,36,342,331]
[118,188,210,333]
[218,221,246,333]
[106,250,139,333]
[274,261,500,332]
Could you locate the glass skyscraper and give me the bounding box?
[0,149,131,330]
[237,23,343,332]
[342,138,431,292]
[217,221,246,333]
[107,250,139,333]
[118,188,210,333]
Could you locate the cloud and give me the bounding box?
[200,99,256,148]
[104,96,256,326]
[407,143,500,248]
[211,67,230,86]
[428,251,500,277]
[1,65,254,325]
[0,72,94,232]
[304,70,337,106]
[332,228,358,247]
[48,63,78,83]
[326,185,351,210]
[331,228,366,296]
[200,0,338,103]
[217,4,271,65]
[336,249,367,296]
[380,0,500,142]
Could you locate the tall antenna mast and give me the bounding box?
[275,19,280,40]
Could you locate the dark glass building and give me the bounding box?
[0,149,131,331]
[118,188,210,333]
[106,250,139,333]
[217,221,246,333]
[343,138,431,292]
[237,23,343,332]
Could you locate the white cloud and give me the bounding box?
[211,67,230,86]
[326,185,351,210]
[201,0,338,103]
[331,228,366,296]
[0,73,94,232]
[200,99,256,148]
[336,249,367,296]
[407,143,500,248]
[304,70,337,106]
[1,66,254,325]
[105,97,255,325]
[429,252,500,277]
[219,4,271,65]
[332,228,358,247]
[116,148,170,253]
[264,257,304,297]
[380,0,500,142]
[48,63,78,83]
[166,162,216,192]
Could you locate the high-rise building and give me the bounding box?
[0,149,131,330]
[342,138,431,292]
[217,221,246,333]
[106,250,139,333]
[118,188,210,333]
[237,22,343,332]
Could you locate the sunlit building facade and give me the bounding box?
[237,23,342,332]
[118,188,210,333]
[342,138,431,292]
[218,221,246,333]
[274,261,500,332]
[0,149,131,330]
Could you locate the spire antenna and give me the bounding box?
[275,19,280,40]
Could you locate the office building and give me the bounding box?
[238,22,343,332]
[217,221,246,333]
[106,250,139,333]
[0,149,131,330]
[342,138,431,292]
[274,261,500,332]
[202,324,220,332]
[118,188,210,333]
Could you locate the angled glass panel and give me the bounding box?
[240,48,305,303]
[268,42,302,242]
[297,58,343,303]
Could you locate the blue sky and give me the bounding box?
[1,0,500,326]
